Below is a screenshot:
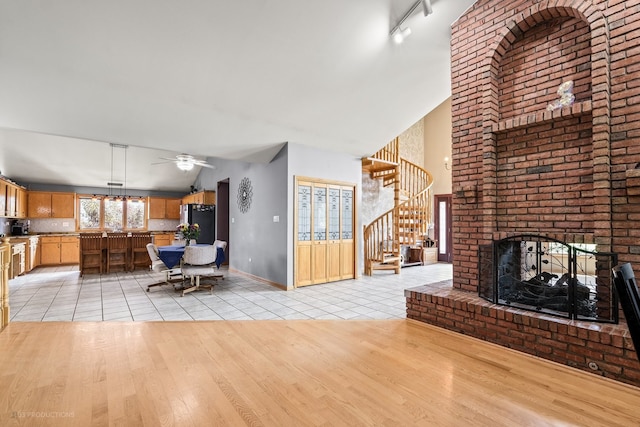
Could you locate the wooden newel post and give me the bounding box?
[0,236,10,329]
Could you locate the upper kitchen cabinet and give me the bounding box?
[148,197,181,219]
[0,180,6,217]
[181,190,216,205]
[27,191,76,218]
[0,178,27,218]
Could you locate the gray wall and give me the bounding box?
[194,142,362,289]
[19,182,184,198]
[194,145,289,287]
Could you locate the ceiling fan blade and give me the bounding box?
[150,161,174,165]
[158,157,178,161]
[199,163,216,169]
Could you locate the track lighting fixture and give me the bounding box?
[390,0,433,44]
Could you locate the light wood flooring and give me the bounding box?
[0,320,639,426]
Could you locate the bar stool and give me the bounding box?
[79,233,104,276]
[106,233,129,273]
[130,232,152,271]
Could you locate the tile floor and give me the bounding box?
[8,263,453,322]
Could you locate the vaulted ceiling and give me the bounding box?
[0,0,475,192]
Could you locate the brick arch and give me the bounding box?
[478,1,611,250]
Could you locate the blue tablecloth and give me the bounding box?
[157,244,220,269]
[157,245,185,269]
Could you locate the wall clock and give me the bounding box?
[237,177,253,213]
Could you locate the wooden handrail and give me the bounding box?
[363,147,434,275]
[370,138,399,164]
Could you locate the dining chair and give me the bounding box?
[213,240,228,268]
[79,233,104,276]
[180,245,223,296]
[106,232,129,273]
[146,243,183,291]
[130,232,152,271]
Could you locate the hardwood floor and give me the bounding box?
[0,320,639,426]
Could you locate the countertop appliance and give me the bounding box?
[10,220,29,236]
[180,204,216,244]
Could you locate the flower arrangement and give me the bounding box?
[177,222,200,244]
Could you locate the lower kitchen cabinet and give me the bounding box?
[28,236,40,271]
[40,236,79,265]
[153,233,174,247]
[9,242,26,279]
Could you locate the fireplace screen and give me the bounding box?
[479,235,618,323]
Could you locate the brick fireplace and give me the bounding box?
[407,0,640,387]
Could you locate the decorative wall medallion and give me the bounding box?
[237,177,253,213]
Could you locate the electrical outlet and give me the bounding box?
[249,257,252,262]
[273,215,279,223]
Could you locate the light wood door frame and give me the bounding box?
[294,177,356,287]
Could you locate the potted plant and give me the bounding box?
[177,223,200,245]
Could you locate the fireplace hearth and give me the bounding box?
[479,235,618,322]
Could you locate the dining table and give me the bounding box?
[157,245,186,269]
[157,243,226,269]
[157,244,219,269]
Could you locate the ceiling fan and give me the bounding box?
[152,154,215,171]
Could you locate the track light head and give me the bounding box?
[392,27,412,44]
[421,0,433,16]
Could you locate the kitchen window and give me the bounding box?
[78,195,147,231]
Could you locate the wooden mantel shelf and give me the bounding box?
[491,100,592,134]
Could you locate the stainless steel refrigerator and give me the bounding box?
[180,204,216,244]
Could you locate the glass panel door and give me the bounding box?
[313,187,326,241]
[297,185,311,241]
[439,201,447,255]
[435,194,452,263]
[341,189,353,239]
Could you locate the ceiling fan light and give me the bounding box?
[177,160,194,171]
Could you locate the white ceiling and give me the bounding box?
[0,0,476,192]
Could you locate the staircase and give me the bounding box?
[362,138,434,275]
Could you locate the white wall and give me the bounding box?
[423,97,452,197]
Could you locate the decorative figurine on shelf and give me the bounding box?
[177,222,200,245]
[547,80,575,111]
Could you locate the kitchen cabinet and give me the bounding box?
[5,184,18,218]
[9,236,38,273]
[153,233,173,247]
[0,179,27,218]
[28,236,40,271]
[40,236,79,265]
[27,191,76,218]
[10,242,26,279]
[16,188,27,218]
[181,191,215,206]
[0,180,6,216]
[148,197,181,219]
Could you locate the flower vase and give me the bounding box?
[185,239,190,246]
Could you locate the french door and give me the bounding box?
[295,177,356,287]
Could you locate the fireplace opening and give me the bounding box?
[479,235,618,322]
